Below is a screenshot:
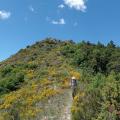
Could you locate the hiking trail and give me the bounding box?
[61,89,72,120]
[40,88,73,120]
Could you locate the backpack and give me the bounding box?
[71,79,77,87]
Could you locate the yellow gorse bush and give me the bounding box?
[61,77,70,88]
[48,67,57,77]
[0,79,60,119]
[70,70,80,80]
[26,70,35,79]
[71,92,85,113]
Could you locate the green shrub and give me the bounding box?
[1,65,12,77]
[0,72,24,94]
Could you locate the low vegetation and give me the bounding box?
[0,38,119,120]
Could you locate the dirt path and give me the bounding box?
[40,89,73,120]
[61,89,72,120]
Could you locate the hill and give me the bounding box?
[0,38,119,120]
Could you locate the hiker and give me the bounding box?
[70,76,77,99]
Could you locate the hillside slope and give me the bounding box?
[0,38,119,120]
[0,38,76,120]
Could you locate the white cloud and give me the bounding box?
[64,0,87,12]
[29,5,35,12]
[58,4,65,9]
[52,18,66,25]
[0,10,11,20]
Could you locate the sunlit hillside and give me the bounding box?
[0,38,119,120]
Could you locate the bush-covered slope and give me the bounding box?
[0,38,119,120]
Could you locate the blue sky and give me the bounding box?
[0,0,120,61]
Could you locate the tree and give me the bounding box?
[107,40,116,48]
